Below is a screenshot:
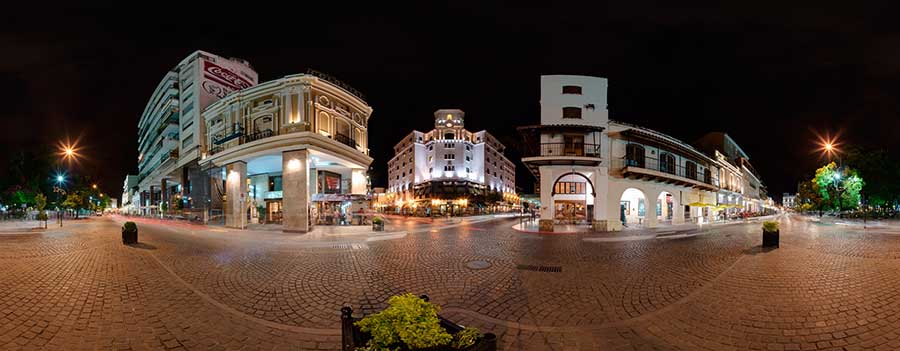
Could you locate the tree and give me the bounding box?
[844,146,900,214]
[62,192,86,219]
[797,179,824,216]
[812,162,864,212]
[35,193,48,228]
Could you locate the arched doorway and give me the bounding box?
[551,172,595,224]
[657,191,676,225]
[620,188,647,227]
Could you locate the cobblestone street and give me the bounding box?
[1,215,900,350]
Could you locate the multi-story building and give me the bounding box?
[386,109,515,214]
[136,50,258,216]
[783,193,797,209]
[199,70,373,231]
[121,174,139,215]
[694,132,768,218]
[520,75,725,231]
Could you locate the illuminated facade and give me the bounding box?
[136,50,258,216]
[199,71,372,231]
[521,75,732,231]
[387,109,515,214]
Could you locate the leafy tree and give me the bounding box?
[35,193,48,228]
[844,146,900,213]
[812,162,864,212]
[797,179,824,216]
[62,192,87,219]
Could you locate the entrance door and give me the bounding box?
[563,135,584,156]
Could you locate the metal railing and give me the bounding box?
[334,133,357,148]
[615,156,718,186]
[242,129,273,144]
[524,143,601,158]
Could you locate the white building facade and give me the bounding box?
[199,71,373,231]
[121,174,139,215]
[521,75,725,231]
[386,109,515,214]
[783,193,797,209]
[136,50,258,217]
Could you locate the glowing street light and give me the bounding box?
[56,175,65,184]
[92,184,98,190]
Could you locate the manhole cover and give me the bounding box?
[466,260,492,270]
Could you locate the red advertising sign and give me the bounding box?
[203,61,253,90]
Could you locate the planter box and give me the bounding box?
[372,222,385,231]
[122,229,138,245]
[341,296,496,351]
[762,230,779,248]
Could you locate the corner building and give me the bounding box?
[387,109,515,214]
[136,50,258,217]
[521,75,751,231]
[200,72,372,232]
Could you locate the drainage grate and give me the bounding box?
[331,243,366,250]
[516,264,562,273]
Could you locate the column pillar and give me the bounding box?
[282,150,310,233]
[538,167,555,231]
[645,189,660,228]
[160,179,168,216]
[673,191,686,225]
[225,161,247,229]
[592,167,609,231]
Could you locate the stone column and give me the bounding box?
[224,161,247,229]
[538,167,555,231]
[282,150,310,233]
[592,167,610,231]
[645,189,660,228]
[161,179,168,216]
[673,192,686,225]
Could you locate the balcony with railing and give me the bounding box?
[520,142,603,175]
[613,155,718,190]
[334,133,357,149]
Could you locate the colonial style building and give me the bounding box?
[694,132,768,217]
[520,75,754,231]
[136,50,258,216]
[200,70,373,231]
[387,109,515,214]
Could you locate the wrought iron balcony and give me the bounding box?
[242,129,273,144]
[524,142,602,158]
[334,133,357,149]
[614,156,718,188]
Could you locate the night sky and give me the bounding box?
[0,3,885,202]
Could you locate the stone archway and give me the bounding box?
[619,187,647,227]
[549,171,596,224]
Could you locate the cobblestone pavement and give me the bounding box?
[2,214,900,350]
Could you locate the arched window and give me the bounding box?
[444,132,454,140]
[317,112,330,136]
[660,153,676,175]
[625,144,645,168]
[685,161,697,180]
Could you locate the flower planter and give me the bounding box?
[122,229,138,244]
[341,295,497,351]
[372,222,385,231]
[762,229,779,248]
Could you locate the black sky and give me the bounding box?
[0,3,887,201]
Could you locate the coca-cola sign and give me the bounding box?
[203,61,253,90]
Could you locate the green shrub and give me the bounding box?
[372,216,383,225]
[762,221,779,232]
[123,222,137,232]
[355,293,451,350]
[451,327,481,349]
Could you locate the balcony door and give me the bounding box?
[660,153,676,175]
[625,144,645,167]
[563,135,584,156]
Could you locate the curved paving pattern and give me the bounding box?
[2,215,900,350]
